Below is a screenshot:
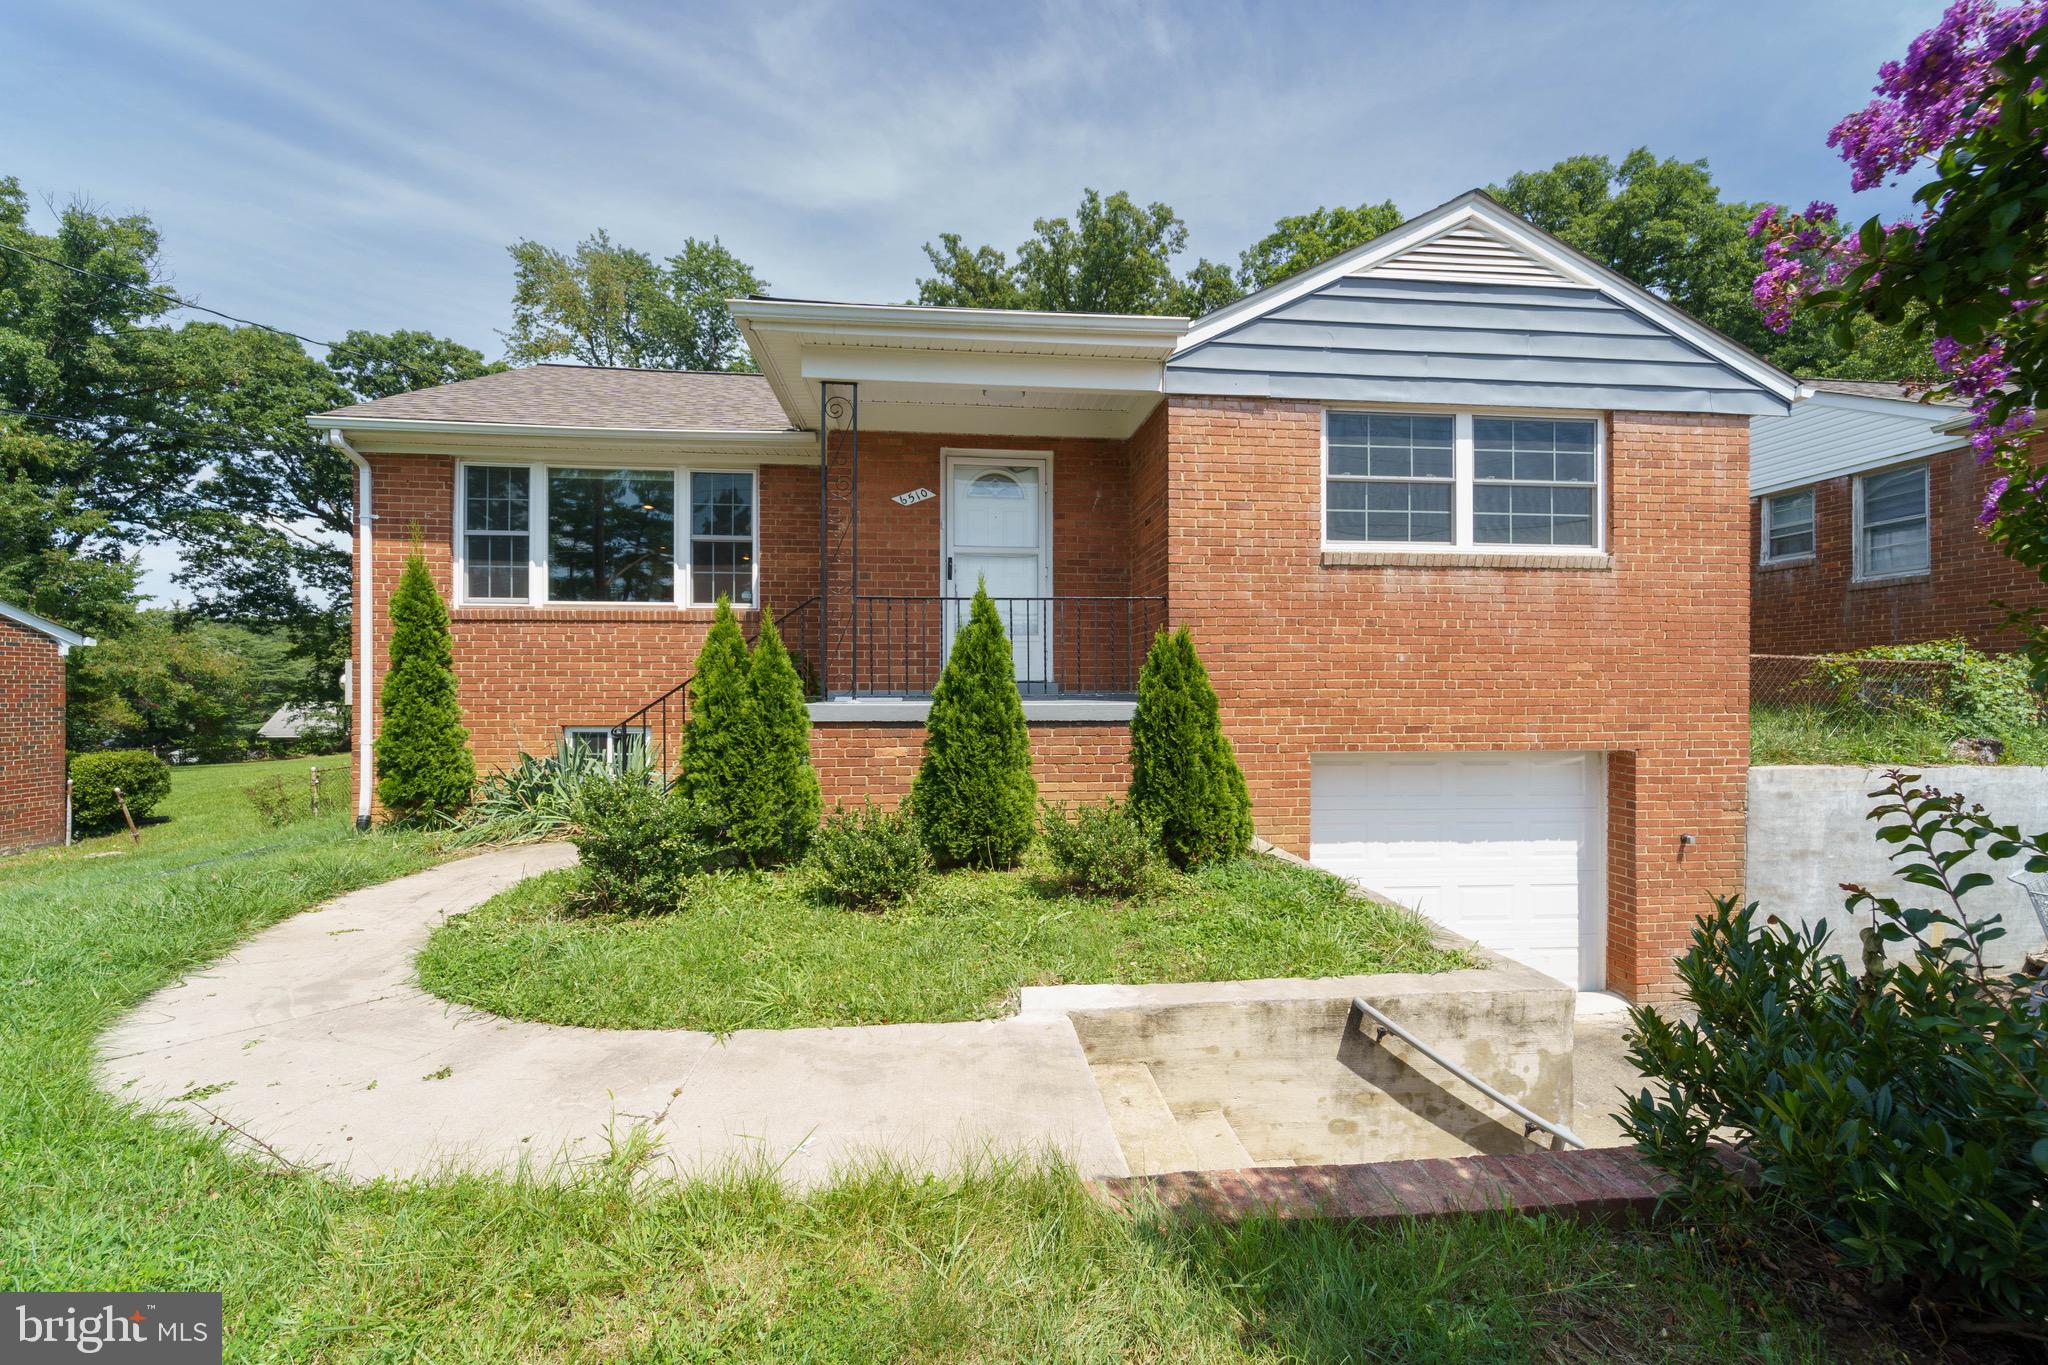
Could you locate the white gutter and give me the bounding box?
[309,414,814,447]
[328,428,376,829]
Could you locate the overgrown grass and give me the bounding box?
[417,853,1468,1031]
[1751,703,2048,766]
[0,759,1931,1360]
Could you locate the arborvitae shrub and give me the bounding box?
[910,584,1036,868]
[746,605,821,862]
[1127,627,1252,868]
[679,599,769,865]
[375,553,475,819]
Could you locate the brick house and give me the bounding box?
[1750,378,2047,654]
[0,599,92,854]
[312,192,1799,1001]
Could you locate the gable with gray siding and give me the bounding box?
[1167,275,1790,416]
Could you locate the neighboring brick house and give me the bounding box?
[312,191,1799,1000]
[1750,379,2046,654]
[0,599,92,854]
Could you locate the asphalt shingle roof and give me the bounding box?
[318,364,795,431]
[1801,376,1964,404]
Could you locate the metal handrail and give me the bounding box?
[1350,996,1588,1150]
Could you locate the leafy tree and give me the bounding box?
[170,324,496,690]
[1491,149,1928,381]
[504,230,765,371]
[1127,627,1251,869]
[747,605,821,862]
[1749,5,2048,669]
[915,189,1235,319]
[374,553,473,819]
[680,599,773,864]
[910,584,1036,868]
[66,611,254,759]
[0,444,136,639]
[1236,200,1403,292]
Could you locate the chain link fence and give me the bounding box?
[1751,653,1961,712]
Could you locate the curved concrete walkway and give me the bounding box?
[98,845,1125,1187]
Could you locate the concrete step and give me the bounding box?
[1090,1062,1197,1175]
[1174,1105,1262,1171]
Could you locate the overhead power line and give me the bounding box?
[0,237,460,388]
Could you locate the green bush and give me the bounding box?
[446,746,616,848]
[1127,627,1252,869]
[1624,770,2048,1326]
[567,773,707,915]
[242,774,310,829]
[809,803,929,911]
[1040,799,1158,899]
[374,554,475,820]
[911,585,1036,868]
[679,600,772,867]
[744,605,821,862]
[69,749,171,830]
[1809,638,2041,736]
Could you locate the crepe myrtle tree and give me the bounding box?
[1749,2,2048,670]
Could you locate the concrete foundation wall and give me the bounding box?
[1747,765,2048,969]
[1028,955,1575,1165]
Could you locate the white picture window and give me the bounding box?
[1854,465,1930,580]
[455,463,757,607]
[562,725,647,769]
[1761,489,1815,563]
[1324,410,1604,552]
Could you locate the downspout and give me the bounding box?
[327,428,376,829]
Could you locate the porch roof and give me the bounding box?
[731,297,1187,440]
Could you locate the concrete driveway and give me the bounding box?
[98,844,1127,1188]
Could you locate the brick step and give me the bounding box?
[1096,1146,1678,1225]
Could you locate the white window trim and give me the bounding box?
[1759,487,1816,566]
[1319,407,1607,555]
[453,459,759,609]
[562,724,648,767]
[1851,461,1931,583]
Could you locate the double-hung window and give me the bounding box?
[1760,489,1815,564]
[1324,411,1603,551]
[1854,464,1929,580]
[456,463,757,607]
[1325,413,1455,544]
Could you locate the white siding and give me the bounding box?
[1361,224,1572,286]
[1751,391,1968,495]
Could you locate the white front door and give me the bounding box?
[942,453,1052,688]
[1308,752,1608,988]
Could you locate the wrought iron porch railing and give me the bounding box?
[846,595,1167,698]
[611,596,821,782]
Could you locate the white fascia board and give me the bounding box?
[797,346,1163,394]
[304,414,813,450]
[728,298,1189,352]
[0,599,92,649]
[1179,191,1802,409]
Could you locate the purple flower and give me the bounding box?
[1981,474,2011,524]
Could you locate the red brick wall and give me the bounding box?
[1751,439,2048,654]
[1157,399,1751,1001]
[812,722,1129,810]
[0,617,68,853]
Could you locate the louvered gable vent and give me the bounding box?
[1359,224,1572,286]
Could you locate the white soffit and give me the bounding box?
[1750,389,1972,496]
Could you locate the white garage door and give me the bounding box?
[1309,752,1606,988]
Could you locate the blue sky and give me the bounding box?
[5,0,1943,600]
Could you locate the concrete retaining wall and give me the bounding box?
[1025,951,1575,1166]
[1747,765,2048,970]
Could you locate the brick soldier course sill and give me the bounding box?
[1846,573,1932,592]
[1096,1147,1678,1226]
[451,605,737,623]
[1319,550,1615,571]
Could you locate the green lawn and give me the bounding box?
[417,855,1468,1032]
[1751,703,2048,766]
[0,758,1927,1361]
